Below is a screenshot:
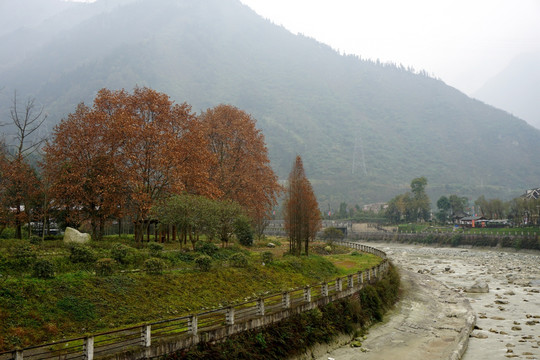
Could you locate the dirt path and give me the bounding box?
[316,269,475,360]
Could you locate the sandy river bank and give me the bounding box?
[317,243,540,360]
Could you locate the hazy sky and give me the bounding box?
[239,0,540,95]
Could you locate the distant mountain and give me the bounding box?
[1,0,539,207]
[473,52,540,130]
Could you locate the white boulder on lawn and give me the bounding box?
[63,227,91,243]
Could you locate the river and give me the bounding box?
[318,243,540,360]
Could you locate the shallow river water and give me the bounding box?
[382,243,540,360]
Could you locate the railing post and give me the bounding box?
[303,286,311,303]
[257,298,265,316]
[358,270,363,284]
[141,325,151,347]
[347,274,354,289]
[321,282,329,297]
[188,315,198,336]
[335,278,343,292]
[14,350,23,360]
[84,336,94,360]
[226,307,235,325]
[367,268,371,282]
[282,292,291,309]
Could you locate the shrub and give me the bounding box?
[450,234,462,247]
[322,227,345,241]
[229,253,248,268]
[95,258,116,276]
[195,241,218,257]
[29,236,42,245]
[11,243,37,272]
[32,259,55,279]
[148,242,164,257]
[110,243,131,264]
[144,258,165,275]
[195,255,212,271]
[68,243,97,264]
[262,251,273,264]
[234,216,254,246]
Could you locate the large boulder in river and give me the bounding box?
[63,227,91,244]
[465,281,489,293]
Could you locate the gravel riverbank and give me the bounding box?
[317,243,540,360]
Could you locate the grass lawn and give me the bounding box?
[0,236,382,351]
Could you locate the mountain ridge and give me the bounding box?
[1,0,539,206]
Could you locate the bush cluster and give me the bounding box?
[95,258,116,276]
[32,259,55,279]
[144,258,165,275]
[229,253,248,268]
[195,255,212,271]
[68,243,97,264]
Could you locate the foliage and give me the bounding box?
[194,255,212,272]
[261,251,273,264]
[170,265,400,360]
[10,242,37,272]
[229,253,249,268]
[234,215,254,247]
[57,295,96,322]
[43,87,217,242]
[322,227,345,241]
[199,104,282,227]
[110,243,131,264]
[284,156,321,256]
[148,242,164,257]
[144,258,165,275]
[0,241,385,350]
[32,259,55,279]
[385,177,430,223]
[95,258,116,276]
[195,241,219,257]
[68,243,97,264]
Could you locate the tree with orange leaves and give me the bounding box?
[284,155,321,256]
[199,104,281,231]
[44,87,217,241]
[43,103,126,240]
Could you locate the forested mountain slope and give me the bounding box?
[1,0,538,205]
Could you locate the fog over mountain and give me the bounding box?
[473,52,540,130]
[1,0,539,207]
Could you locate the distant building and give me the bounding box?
[459,215,487,227]
[362,202,388,213]
[521,187,540,200]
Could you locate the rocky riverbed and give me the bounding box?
[318,243,540,360]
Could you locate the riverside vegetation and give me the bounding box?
[0,236,390,352]
[170,265,400,360]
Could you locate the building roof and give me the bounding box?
[522,187,540,200]
[460,216,486,221]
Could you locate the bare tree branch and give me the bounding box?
[8,90,48,158]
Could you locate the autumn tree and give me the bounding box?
[44,87,217,241]
[284,156,321,256]
[199,104,281,229]
[43,103,126,240]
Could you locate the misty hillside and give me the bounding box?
[1,0,539,207]
[473,52,540,130]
